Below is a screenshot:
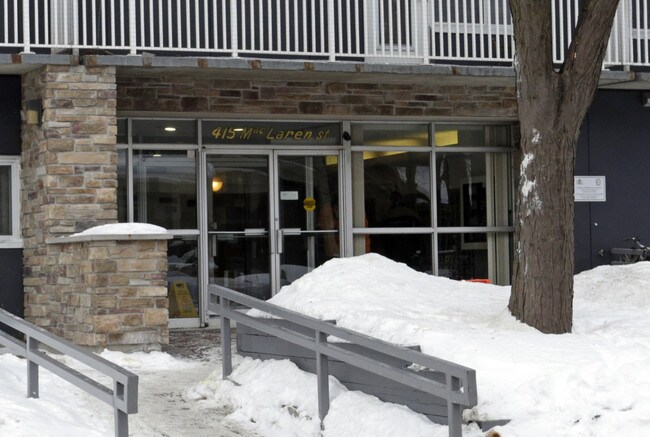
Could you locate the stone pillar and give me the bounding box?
[22,64,117,335]
[48,233,171,350]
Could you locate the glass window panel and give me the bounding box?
[351,123,429,147]
[117,118,127,144]
[132,119,197,144]
[0,166,11,235]
[278,156,339,231]
[133,150,197,229]
[493,231,513,286]
[435,124,511,147]
[353,232,432,274]
[353,151,431,227]
[207,155,269,232]
[438,233,488,281]
[117,149,128,223]
[281,232,340,283]
[209,234,271,301]
[202,121,341,146]
[491,153,513,228]
[437,152,486,227]
[167,236,199,319]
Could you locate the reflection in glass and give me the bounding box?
[278,155,340,282]
[210,234,271,300]
[207,155,269,232]
[352,151,431,228]
[133,150,197,229]
[438,233,488,280]
[207,155,271,300]
[167,236,199,318]
[353,233,432,273]
[0,166,11,235]
[117,149,127,223]
[436,152,486,228]
[132,119,197,144]
[435,124,511,147]
[351,123,429,147]
[281,232,340,283]
[117,119,127,144]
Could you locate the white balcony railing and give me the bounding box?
[0,0,647,68]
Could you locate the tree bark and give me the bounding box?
[507,0,620,333]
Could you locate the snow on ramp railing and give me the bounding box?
[209,284,478,437]
[0,307,138,437]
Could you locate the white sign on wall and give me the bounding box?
[574,176,606,202]
[280,191,299,200]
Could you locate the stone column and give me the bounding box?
[21,64,138,344]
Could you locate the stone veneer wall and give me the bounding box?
[21,64,168,349]
[117,76,517,118]
[48,236,170,349]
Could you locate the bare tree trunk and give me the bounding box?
[507,0,620,333]
[509,122,576,333]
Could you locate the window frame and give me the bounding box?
[0,156,21,248]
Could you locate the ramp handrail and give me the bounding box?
[209,284,477,437]
[0,308,138,437]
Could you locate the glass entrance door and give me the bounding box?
[205,151,340,301]
[274,154,340,292]
[206,154,272,300]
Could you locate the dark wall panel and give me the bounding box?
[575,90,650,271]
[0,249,23,317]
[0,75,20,155]
[574,114,592,273]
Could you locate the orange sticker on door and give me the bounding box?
[303,197,316,212]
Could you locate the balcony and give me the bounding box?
[0,0,648,70]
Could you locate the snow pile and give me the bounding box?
[187,356,451,437]
[69,223,167,237]
[209,254,650,436]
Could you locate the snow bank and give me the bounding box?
[3,254,650,437]
[229,255,650,436]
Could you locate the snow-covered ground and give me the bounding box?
[2,254,650,436]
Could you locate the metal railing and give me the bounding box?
[0,1,648,68]
[209,284,478,437]
[0,308,138,437]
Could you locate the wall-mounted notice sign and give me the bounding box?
[574,176,606,202]
[280,191,299,200]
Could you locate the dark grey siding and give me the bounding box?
[575,90,650,272]
[0,75,20,154]
[0,75,22,316]
[0,249,23,317]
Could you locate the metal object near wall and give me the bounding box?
[209,284,478,437]
[0,307,139,437]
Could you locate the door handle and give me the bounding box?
[277,229,284,254]
[244,228,266,236]
[277,228,300,254]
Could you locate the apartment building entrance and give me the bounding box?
[203,150,342,303]
[117,118,514,327]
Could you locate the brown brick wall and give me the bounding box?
[117,75,517,118]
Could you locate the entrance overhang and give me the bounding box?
[0,52,644,89]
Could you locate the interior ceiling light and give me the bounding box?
[233,128,244,132]
[164,126,177,132]
[212,176,224,192]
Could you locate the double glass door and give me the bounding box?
[204,151,341,301]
